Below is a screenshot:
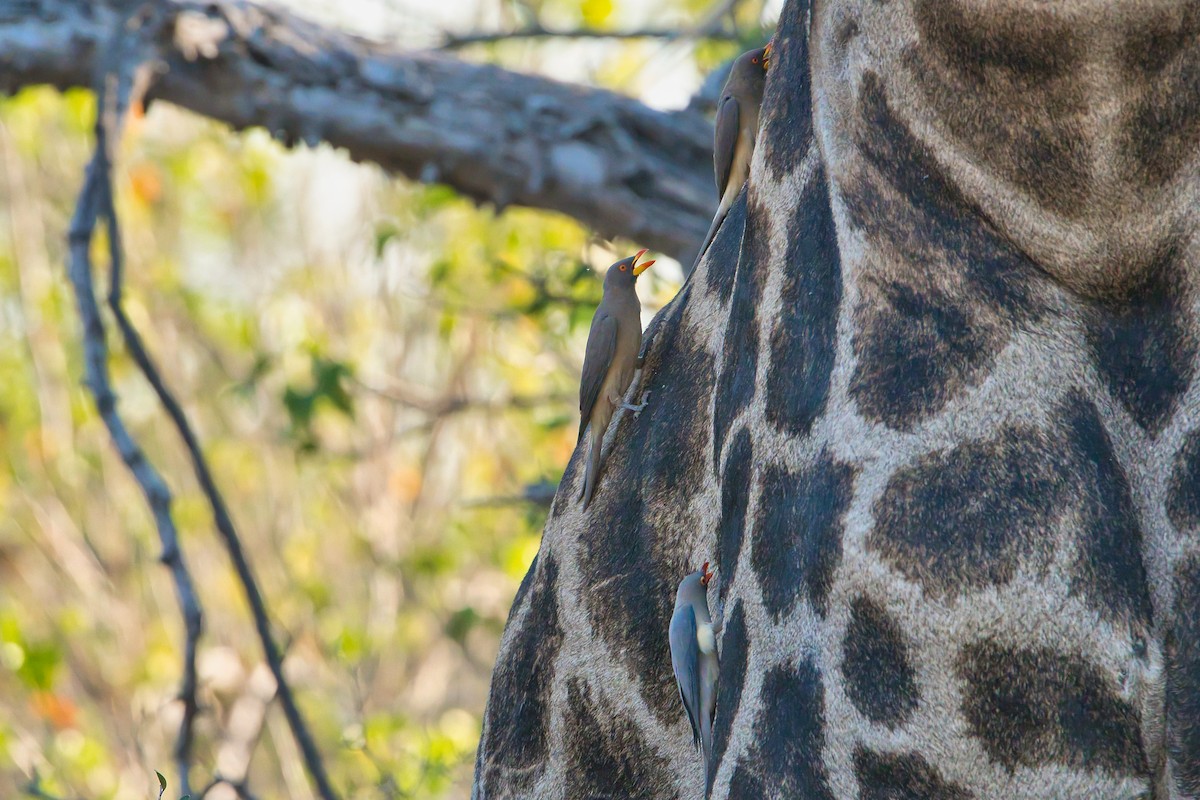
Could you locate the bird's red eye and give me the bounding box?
[752,57,758,63]
[620,265,627,271]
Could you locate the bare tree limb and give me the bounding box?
[0,0,718,265]
[67,7,339,799]
[65,47,204,800]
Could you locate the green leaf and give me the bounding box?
[16,641,60,690]
[156,771,167,799]
[312,357,354,418]
[283,387,314,428]
[374,222,400,259]
[445,607,480,644]
[539,413,572,431]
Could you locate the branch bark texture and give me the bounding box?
[0,0,718,264]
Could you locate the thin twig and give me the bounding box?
[66,71,204,800]
[441,0,745,49]
[22,771,77,800]
[440,24,738,49]
[87,59,342,800]
[199,775,263,800]
[355,379,571,416]
[463,480,558,508]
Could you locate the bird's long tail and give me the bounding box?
[580,431,602,510]
[701,717,713,790]
[691,182,742,274]
[690,208,726,275]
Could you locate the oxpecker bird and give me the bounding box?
[670,562,719,785]
[577,249,654,509]
[693,44,771,269]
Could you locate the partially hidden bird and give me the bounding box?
[669,562,719,786]
[692,44,771,270]
[577,249,654,509]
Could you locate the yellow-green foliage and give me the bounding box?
[0,83,682,798]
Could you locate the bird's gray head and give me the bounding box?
[730,44,770,81]
[676,561,715,603]
[603,249,655,291]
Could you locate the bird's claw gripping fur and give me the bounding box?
[622,390,651,417]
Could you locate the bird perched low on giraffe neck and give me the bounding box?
[670,562,719,789]
[692,44,771,270]
[577,250,654,509]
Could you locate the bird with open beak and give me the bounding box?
[577,249,654,509]
[692,43,771,269]
[669,561,719,786]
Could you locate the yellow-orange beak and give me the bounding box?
[763,42,773,70]
[631,248,655,276]
[700,561,715,587]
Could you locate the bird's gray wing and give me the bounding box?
[577,311,618,443]
[669,604,703,750]
[713,93,741,199]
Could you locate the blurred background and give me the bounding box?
[0,0,777,796]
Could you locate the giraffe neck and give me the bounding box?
[810,0,1200,300]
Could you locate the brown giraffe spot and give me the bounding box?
[1119,4,1200,75]
[709,600,749,795]
[849,277,1000,434]
[910,0,1091,217]
[1167,554,1200,794]
[841,597,919,728]
[870,394,1152,626]
[629,294,716,504]
[727,764,766,798]
[718,428,753,604]
[765,162,841,439]
[712,196,771,463]
[724,660,835,799]
[752,452,855,620]
[563,678,674,798]
[870,425,1059,597]
[843,72,1047,432]
[756,0,815,182]
[1167,429,1200,532]
[478,554,561,796]
[1084,249,1196,435]
[1059,394,1153,626]
[1120,8,1200,187]
[956,640,1148,775]
[852,747,974,800]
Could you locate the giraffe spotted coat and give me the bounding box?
[475,1,1200,797]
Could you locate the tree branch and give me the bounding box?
[0,0,717,265]
[67,8,339,799]
[65,56,204,800]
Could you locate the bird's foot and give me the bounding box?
[621,390,651,417]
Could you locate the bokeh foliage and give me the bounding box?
[0,83,677,798]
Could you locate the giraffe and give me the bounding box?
[474,0,1200,797]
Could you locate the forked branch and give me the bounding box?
[66,8,339,800]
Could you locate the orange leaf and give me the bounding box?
[31,690,78,729]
